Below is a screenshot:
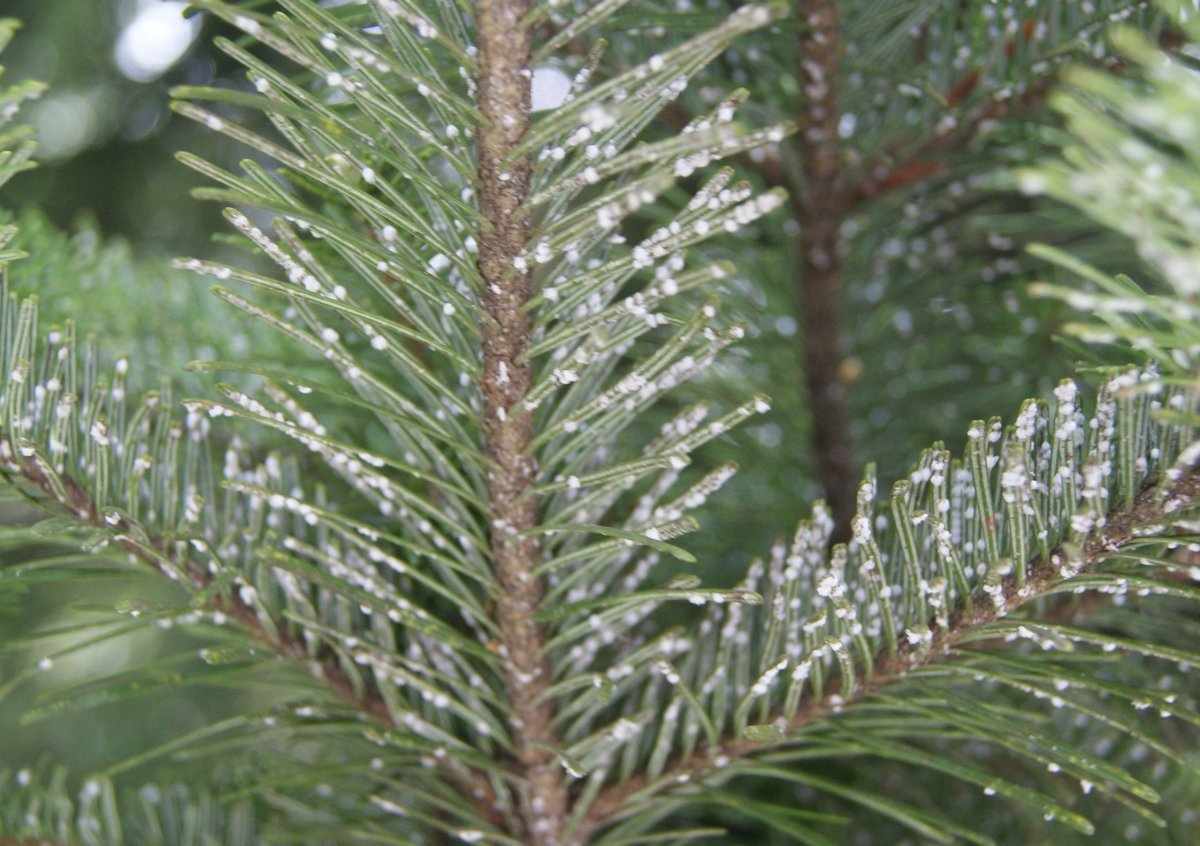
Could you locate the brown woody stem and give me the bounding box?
[474,1,569,843]
[793,0,857,542]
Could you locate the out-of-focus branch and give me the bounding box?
[791,0,858,541]
[849,74,1058,206]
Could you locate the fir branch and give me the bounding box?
[0,433,385,717]
[579,465,1200,837]
[653,101,787,189]
[6,3,1200,844]
[475,0,568,843]
[0,430,501,823]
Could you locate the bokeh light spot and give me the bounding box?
[114,1,201,83]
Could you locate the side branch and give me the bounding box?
[0,436,500,821]
[474,1,568,843]
[849,74,1058,206]
[0,434,389,721]
[793,0,857,541]
[581,466,1200,833]
[845,36,1184,206]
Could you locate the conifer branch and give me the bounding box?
[4,4,1199,844]
[659,101,788,188]
[793,0,857,542]
[475,1,568,842]
[579,466,1200,836]
[0,431,501,821]
[0,436,384,715]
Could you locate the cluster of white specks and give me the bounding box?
[54,394,73,421]
[610,717,642,742]
[1000,449,1029,502]
[926,577,949,629]
[850,514,873,546]
[552,367,580,387]
[655,659,682,685]
[227,14,263,39]
[580,103,616,134]
[1053,380,1081,440]
[749,654,789,698]
[1072,457,1108,535]
[903,625,933,649]
[183,489,204,524]
[1014,398,1040,441]
[816,572,846,600]
[532,240,554,264]
[663,463,738,521]
[369,795,410,817]
[90,420,110,447]
[661,75,688,102]
[983,572,1007,610]
[413,17,438,39]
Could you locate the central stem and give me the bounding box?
[474,1,568,843]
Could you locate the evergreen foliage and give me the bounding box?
[1,2,1199,845]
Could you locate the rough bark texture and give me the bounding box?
[794,0,857,542]
[474,1,569,843]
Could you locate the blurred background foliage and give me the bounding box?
[0,1,1197,843]
[1,0,234,255]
